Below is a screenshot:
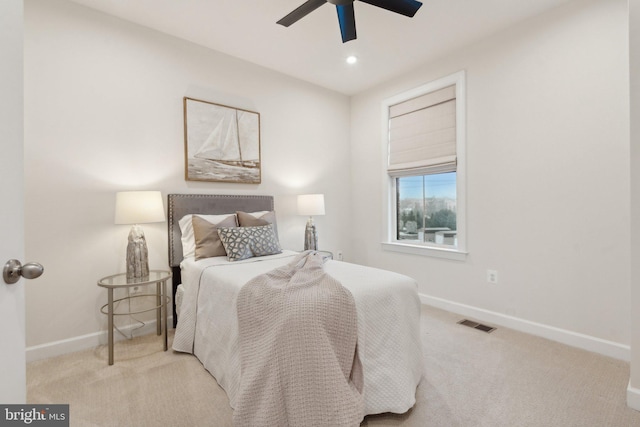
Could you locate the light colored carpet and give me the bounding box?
[27,305,640,426]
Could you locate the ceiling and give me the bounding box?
[68,0,574,95]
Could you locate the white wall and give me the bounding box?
[23,0,351,353]
[351,0,630,355]
[628,0,640,410]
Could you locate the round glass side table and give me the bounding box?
[97,270,172,365]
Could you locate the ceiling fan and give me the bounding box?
[277,0,423,43]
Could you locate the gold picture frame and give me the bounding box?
[183,97,261,183]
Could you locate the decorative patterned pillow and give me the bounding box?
[217,225,282,261]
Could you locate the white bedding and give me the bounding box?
[173,250,423,416]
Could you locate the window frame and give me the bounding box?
[381,71,467,261]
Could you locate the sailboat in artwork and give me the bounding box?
[194,109,259,169]
[236,110,260,168]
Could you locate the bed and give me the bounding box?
[168,194,423,421]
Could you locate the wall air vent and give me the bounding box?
[457,319,496,333]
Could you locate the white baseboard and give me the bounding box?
[420,293,630,361]
[26,316,173,363]
[29,295,630,364]
[628,382,640,411]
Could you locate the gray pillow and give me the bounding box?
[192,215,237,260]
[217,225,282,261]
[236,211,278,238]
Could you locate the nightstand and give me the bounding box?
[97,270,172,365]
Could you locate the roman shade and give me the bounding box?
[388,85,457,175]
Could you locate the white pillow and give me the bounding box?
[179,214,237,259]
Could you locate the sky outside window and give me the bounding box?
[398,172,456,199]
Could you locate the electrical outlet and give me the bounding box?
[336,251,343,261]
[130,285,142,294]
[486,270,498,284]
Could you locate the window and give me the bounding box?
[382,71,466,260]
[396,172,457,244]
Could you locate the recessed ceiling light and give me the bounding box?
[346,55,358,65]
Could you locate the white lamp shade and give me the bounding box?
[115,191,166,225]
[297,194,325,216]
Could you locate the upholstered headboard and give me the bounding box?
[167,193,274,326]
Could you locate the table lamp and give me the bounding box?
[297,194,325,251]
[114,191,165,280]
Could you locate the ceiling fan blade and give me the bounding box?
[277,0,327,27]
[359,0,422,17]
[337,3,356,43]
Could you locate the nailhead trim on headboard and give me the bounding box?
[167,194,275,267]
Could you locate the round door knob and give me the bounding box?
[3,259,44,284]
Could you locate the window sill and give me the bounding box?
[381,242,468,261]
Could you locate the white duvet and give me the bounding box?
[173,250,423,416]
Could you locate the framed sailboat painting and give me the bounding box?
[183,97,261,183]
